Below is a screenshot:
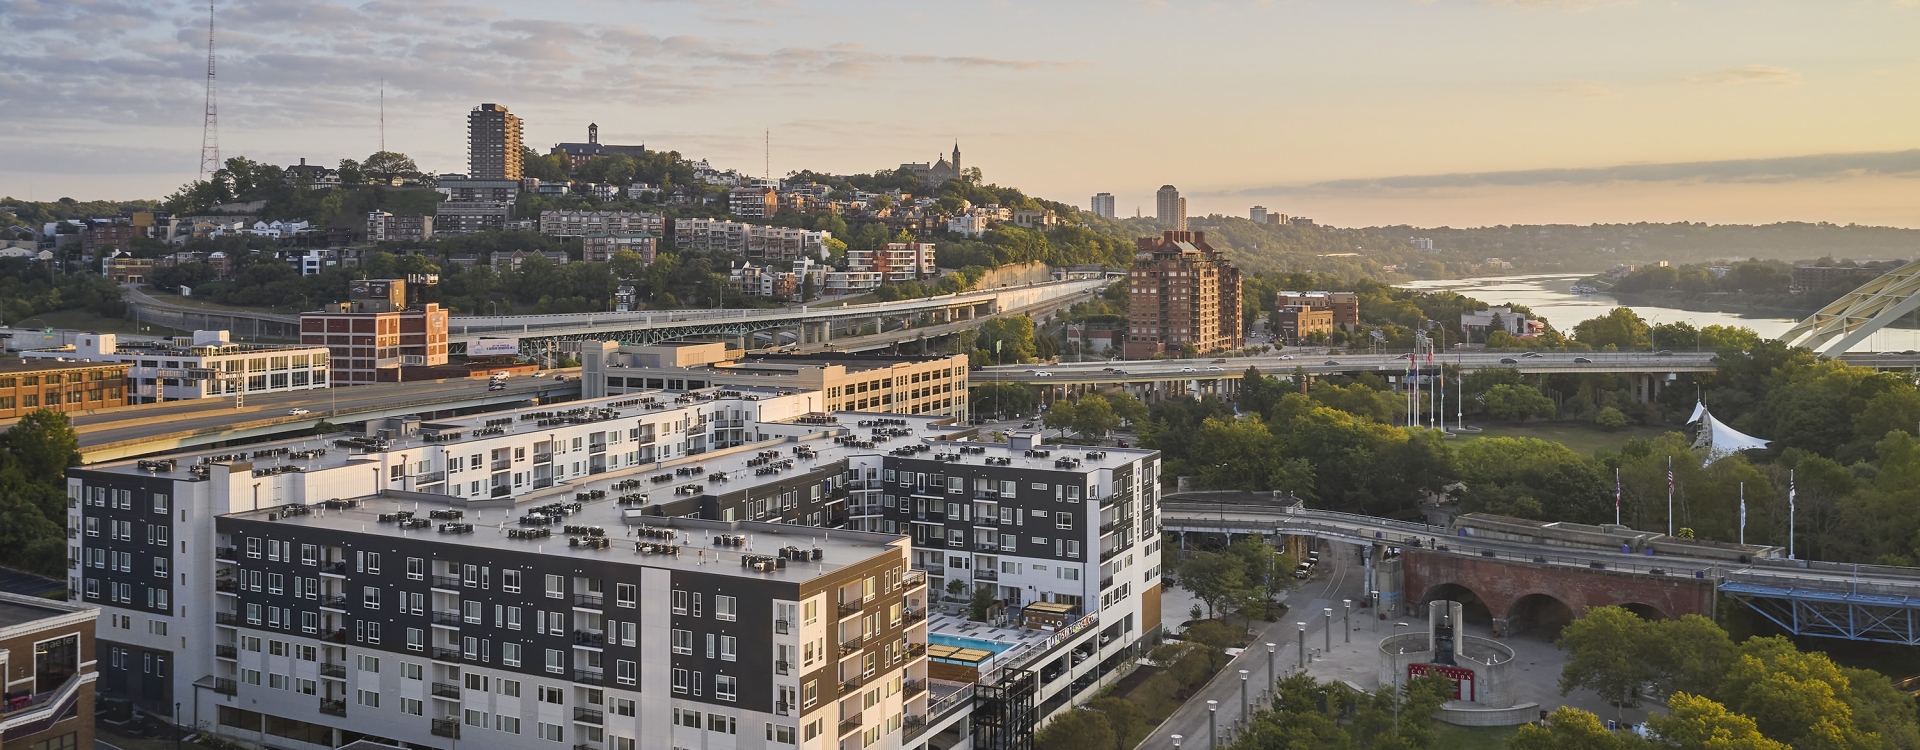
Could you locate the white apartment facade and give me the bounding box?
[22,331,330,403]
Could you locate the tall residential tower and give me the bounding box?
[1153,186,1185,231]
[467,103,524,181]
[1090,193,1116,219]
[1123,231,1243,358]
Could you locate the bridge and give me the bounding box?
[1785,258,1920,356]
[1157,495,1920,644]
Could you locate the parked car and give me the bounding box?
[1293,562,1315,579]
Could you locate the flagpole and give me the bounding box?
[1739,482,1745,546]
[1614,468,1621,526]
[1667,456,1674,537]
[1789,469,1796,560]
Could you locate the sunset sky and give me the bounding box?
[4,0,1918,227]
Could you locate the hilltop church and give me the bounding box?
[899,144,963,188]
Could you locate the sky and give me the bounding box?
[3,0,1918,228]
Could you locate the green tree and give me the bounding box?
[1558,606,1658,718]
[968,582,997,622]
[1509,707,1649,750]
[1573,307,1652,351]
[1648,693,1788,750]
[1031,708,1115,750]
[1070,395,1119,439]
[1595,406,1628,430]
[360,151,421,185]
[1179,552,1254,620]
[1107,391,1147,425]
[1484,383,1556,421]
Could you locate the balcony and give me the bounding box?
[431,574,462,590]
[837,599,862,618]
[775,701,792,717]
[323,629,348,644]
[320,663,346,679]
[431,611,462,627]
[573,707,604,725]
[432,682,461,699]
[492,459,512,471]
[776,660,792,676]
[534,452,554,464]
[907,643,927,658]
[974,569,999,581]
[1100,577,1114,590]
[573,630,605,647]
[904,679,927,698]
[431,719,460,739]
[903,609,927,626]
[573,668,605,686]
[215,547,239,560]
[974,543,997,553]
[838,714,863,738]
[415,471,446,486]
[840,674,863,693]
[1100,547,1121,562]
[215,579,237,593]
[904,569,928,588]
[840,634,863,652]
[573,592,604,608]
[215,645,237,660]
[321,560,347,575]
[1100,517,1131,534]
[320,594,348,609]
[431,647,460,661]
[775,619,792,635]
[212,678,237,695]
[215,612,237,626]
[320,699,347,717]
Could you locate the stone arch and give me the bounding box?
[1506,592,1575,638]
[1419,583,1494,627]
[1618,602,1670,621]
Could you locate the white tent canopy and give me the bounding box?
[1689,402,1770,465]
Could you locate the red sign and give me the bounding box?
[1407,663,1476,701]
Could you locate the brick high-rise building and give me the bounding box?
[467,103,524,180]
[1123,231,1242,359]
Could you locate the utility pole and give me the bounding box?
[198,1,220,179]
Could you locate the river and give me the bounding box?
[1396,273,1920,353]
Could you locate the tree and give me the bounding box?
[1179,552,1254,620]
[1595,406,1628,430]
[1485,383,1555,421]
[1509,707,1650,750]
[360,151,420,185]
[1648,693,1788,750]
[971,383,1034,419]
[968,581,997,622]
[1031,708,1114,750]
[1107,391,1147,425]
[1558,606,1658,718]
[1070,395,1119,439]
[1573,307,1652,351]
[2,410,80,487]
[1042,400,1077,434]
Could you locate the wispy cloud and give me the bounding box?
[1210,150,1920,197]
[1682,64,1802,86]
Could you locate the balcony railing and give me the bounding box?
[975,543,997,552]
[215,547,239,560]
[415,471,446,485]
[974,569,999,581]
[776,660,792,675]
[534,452,554,464]
[904,679,927,698]
[573,669,605,686]
[492,459,512,471]
[840,635,863,652]
[211,678,237,695]
[903,609,927,626]
[1100,577,1114,590]
[1100,547,1121,562]
[322,560,347,575]
[573,630,605,646]
[904,569,928,588]
[431,611,462,626]
[323,629,348,644]
[573,707,604,725]
[431,647,460,661]
[774,619,792,635]
[840,675,863,693]
[574,592,604,608]
[838,714,863,737]
[431,574,462,589]
[215,612,237,626]
[321,594,347,608]
[320,663,347,679]
[320,699,346,717]
[837,599,862,618]
[432,682,461,699]
[215,579,237,593]
[431,719,460,739]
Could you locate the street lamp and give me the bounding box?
[1265,642,1276,687]
[1239,669,1250,721]
[1207,701,1219,749]
[1343,600,1352,644]
[1324,607,1333,652]
[1296,621,1307,670]
[1172,734,1182,750]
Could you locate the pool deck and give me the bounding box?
[926,613,1066,671]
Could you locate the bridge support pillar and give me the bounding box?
[1189,379,1201,401]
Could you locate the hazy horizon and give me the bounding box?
[5,0,1918,228]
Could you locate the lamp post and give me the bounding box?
[1172,734,1182,750]
[1323,608,1333,652]
[1239,669,1250,722]
[1296,621,1306,670]
[1266,642,1276,687]
[1207,701,1219,749]
[1343,600,1352,644]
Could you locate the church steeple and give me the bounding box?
[951,142,961,173]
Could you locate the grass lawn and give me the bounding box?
[1430,722,1522,750]
[1457,421,1680,457]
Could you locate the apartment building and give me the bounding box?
[1273,291,1359,331]
[437,176,529,203]
[583,344,969,423]
[20,331,329,404]
[730,188,778,218]
[468,104,524,181]
[1154,186,1185,232]
[846,243,936,285]
[1273,306,1333,345]
[69,387,1156,750]
[582,233,658,264]
[435,202,514,235]
[0,360,130,419]
[1123,231,1244,359]
[299,294,449,384]
[1090,194,1115,220]
[540,211,666,239]
[0,591,98,750]
[673,219,831,262]
[367,212,435,243]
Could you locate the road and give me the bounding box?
[981,350,1920,386]
[2,374,579,453]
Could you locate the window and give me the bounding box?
[464,709,487,727]
[676,708,701,728]
[405,662,423,680]
[616,583,636,608]
[716,675,737,701]
[357,689,380,708]
[401,698,423,716]
[673,590,689,615]
[672,629,692,655]
[465,673,489,691]
[616,660,636,686]
[406,557,423,580]
[503,643,522,667]
[803,680,817,707]
[363,586,380,608]
[407,627,424,652]
[768,724,797,744]
[611,697,635,717]
[358,655,379,672]
[539,723,564,743]
[715,595,738,621]
[693,592,702,617]
[497,716,522,734]
[539,685,564,704]
[153,558,168,578]
[545,648,564,674]
[708,714,737,733]
[545,574,564,598]
[499,679,521,697]
[506,606,522,630]
[153,493,170,513]
[502,569,522,593]
[719,636,737,662]
[673,668,690,694]
[1056,514,1074,530]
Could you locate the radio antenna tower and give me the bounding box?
[379,77,386,152]
[764,128,770,181]
[198,1,220,180]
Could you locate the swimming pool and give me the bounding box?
[929,633,1015,655]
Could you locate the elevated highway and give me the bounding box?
[1159,498,1920,643]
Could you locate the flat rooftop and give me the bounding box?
[0,359,130,374]
[224,494,908,580]
[0,592,91,629]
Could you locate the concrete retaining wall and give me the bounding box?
[1435,702,1540,727]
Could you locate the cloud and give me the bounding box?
[1682,64,1802,86]
[1210,150,1920,197]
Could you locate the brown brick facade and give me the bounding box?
[1401,549,1714,636]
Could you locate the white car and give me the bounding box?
[287,408,310,416]
[1034,371,1053,377]
[491,371,512,379]
[1278,354,1294,360]
[1180,367,1196,373]
[1207,366,1224,372]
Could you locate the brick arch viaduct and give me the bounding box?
[1403,549,1716,636]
